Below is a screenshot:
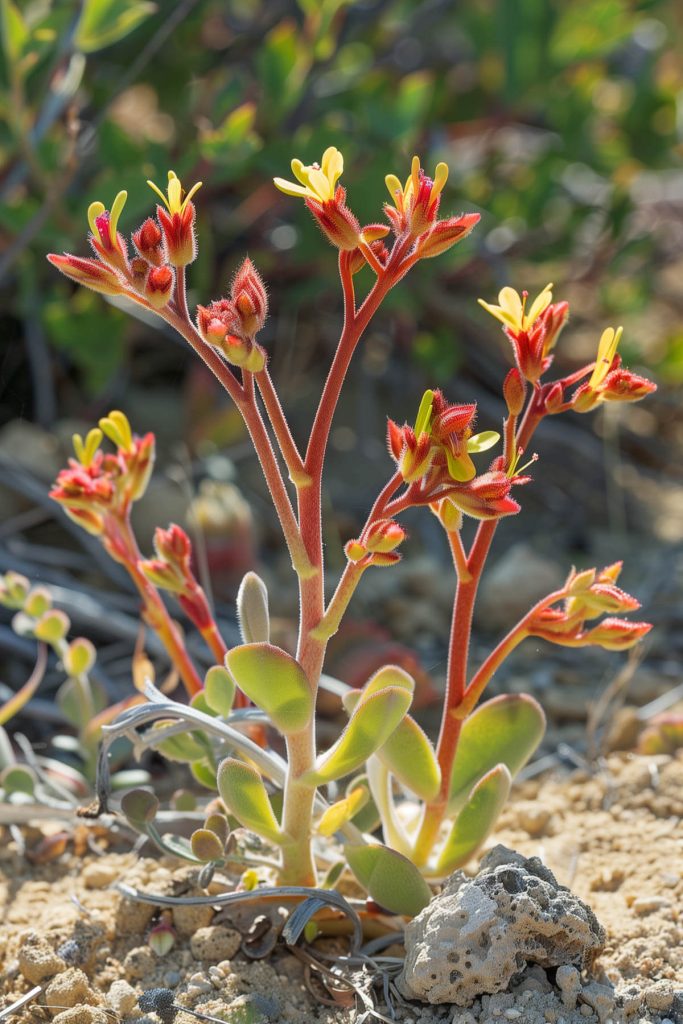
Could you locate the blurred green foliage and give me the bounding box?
[1,0,681,421]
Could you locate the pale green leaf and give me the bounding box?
[317,785,368,838]
[204,666,235,717]
[466,430,500,453]
[448,694,545,813]
[217,757,282,844]
[224,642,313,734]
[436,763,511,875]
[376,714,440,801]
[75,0,156,53]
[345,843,432,917]
[1,0,29,64]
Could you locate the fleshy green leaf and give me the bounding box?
[75,0,156,53]
[376,715,440,801]
[306,672,413,786]
[190,828,225,863]
[345,843,432,917]
[152,725,208,764]
[204,666,235,717]
[190,759,217,790]
[217,758,282,844]
[0,764,36,796]
[236,572,270,643]
[436,763,511,875]
[120,787,159,829]
[317,785,368,837]
[448,694,545,813]
[224,643,313,734]
[1,0,29,64]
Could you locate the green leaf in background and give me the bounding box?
[190,759,217,790]
[217,757,283,844]
[1,0,28,64]
[448,694,545,813]
[0,764,36,797]
[190,827,225,863]
[75,0,156,53]
[203,667,235,717]
[224,642,313,734]
[42,290,127,395]
[436,763,512,876]
[345,843,432,917]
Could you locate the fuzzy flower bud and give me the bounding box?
[230,258,268,338]
[503,368,526,417]
[413,213,480,259]
[47,254,125,297]
[364,519,406,554]
[145,266,174,309]
[133,218,165,266]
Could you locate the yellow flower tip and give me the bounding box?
[591,325,624,388]
[99,410,133,452]
[109,190,128,243]
[384,173,403,200]
[146,172,201,215]
[73,428,103,467]
[276,148,345,203]
[432,161,449,197]
[87,201,105,238]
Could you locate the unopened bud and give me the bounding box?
[545,381,564,414]
[148,918,176,956]
[230,258,268,338]
[133,218,165,265]
[364,519,406,554]
[503,368,526,416]
[64,637,96,676]
[414,213,480,260]
[145,266,174,309]
[345,539,367,563]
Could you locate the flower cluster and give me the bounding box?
[196,257,268,372]
[527,564,652,651]
[50,412,154,540]
[48,171,202,310]
[140,524,215,632]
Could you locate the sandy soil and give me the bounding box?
[0,751,681,1024]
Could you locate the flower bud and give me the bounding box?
[145,266,174,309]
[139,558,186,593]
[305,186,362,251]
[503,368,526,417]
[414,213,480,260]
[133,218,165,265]
[157,202,197,267]
[47,253,124,297]
[230,258,268,338]
[581,617,652,651]
[345,539,367,563]
[544,381,565,414]
[364,519,406,554]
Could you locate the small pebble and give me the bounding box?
[632,896,672,916]
[190,925,241,962]
[82,862,118,889]
[44,968,97,1014]
[163,971,181,988]
[644,980,674,1011]
[171,902,214,936]
[106,980,138,1016]
[580,1006,593,1018]
[581,981,615,1023]
[52,1009,108,1024]
[123,945,156,981]
[504,1011,522,1020]
[18,932,66,984]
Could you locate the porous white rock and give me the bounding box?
[398,845,605,1006]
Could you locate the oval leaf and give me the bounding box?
[120,787,159,829]
[204,666,235,717]
[190,759,217,790]
[342,664,415,712]
[376,714,440,801]
[224,643,313,734]
[345,843,432,917]
[191,827,225,863]
[436,763,511,875]
[448,693,545,813]
[236,572,270,643]
[305,685,412,786]
[217,757,282,844]
[317,785,368,838]
[75,0,156,53]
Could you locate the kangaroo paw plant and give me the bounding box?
[45,149,656,916]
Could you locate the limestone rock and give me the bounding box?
[190,926,241,962]
[398,845,605,1006]
[44,969,98,1015]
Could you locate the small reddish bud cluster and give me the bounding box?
[528,564,652,651]
[139,524,214,631]
[345,519,406,567]
[196,258,268,372]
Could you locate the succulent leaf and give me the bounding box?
[121,787,159,829]
[217,757,283,844]
[191,827,225,862]
[224,643,313,733]
[436,763,511,875]
[376,714,440,801]
[317,785,369,837]
[236,572,270,643]
[204,666,236,716]
[345,843,432,916]
[448,693,545,813]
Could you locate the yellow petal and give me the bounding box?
[109,190,128,244]
[147,178,170,210]
[589,326,622,388]
[432,162,449,198]
[181,180,203,212]
[87,201,105,237]
[167,173,182,214]
[322,146,343,187]
[524,283,553,329]
[477,298,514,328]
[273,177,311,198]
[385,174,403,201]
[498,287,524,329]
[307,166,333,201]
[290,158,309,186]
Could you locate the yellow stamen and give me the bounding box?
[72,428,103,468]
[147,170,202,215]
